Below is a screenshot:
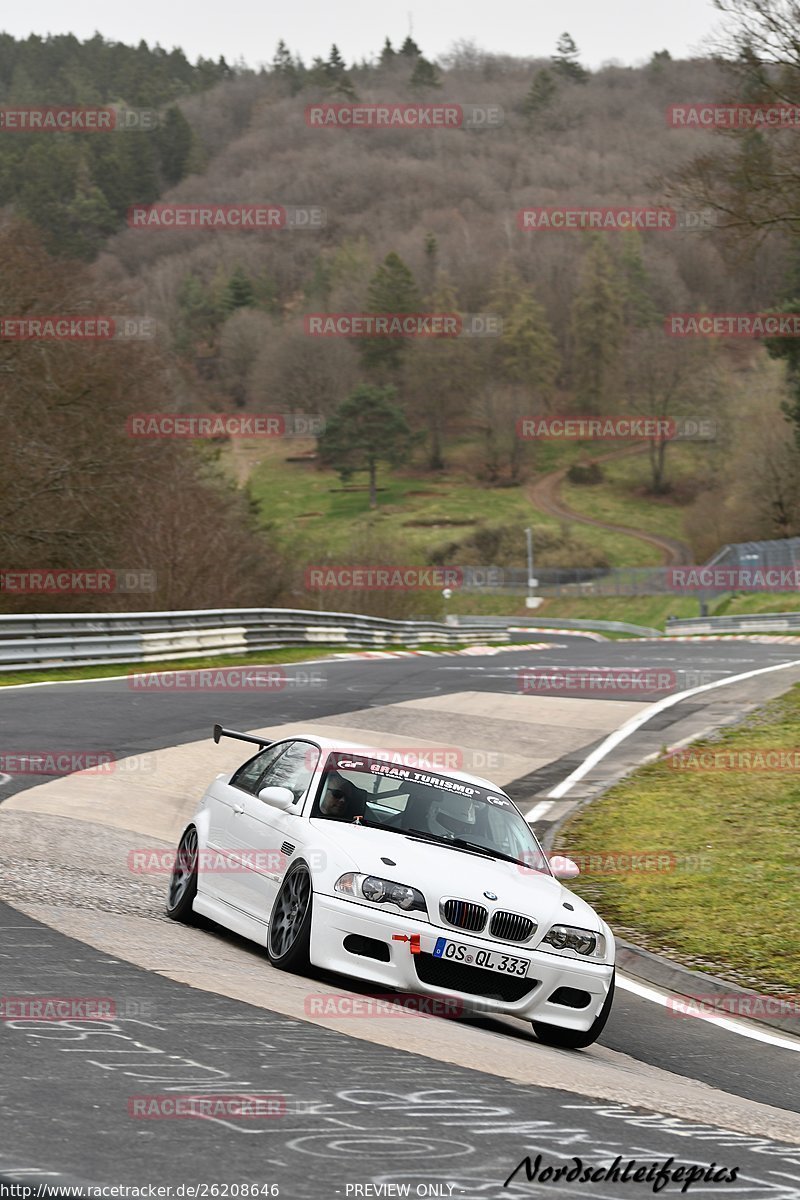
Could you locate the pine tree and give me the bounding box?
[399,35,422,58]
[619,231,660,329]
[570,237,625,413]
[500,293,560,401]
[95,131,159,218]
[379,37,396,65]
[405,276,475,471]
[272,40,303,93]
[423,232,438,294]
[304,256,333,305]
[64,157,118,259]
[488,262,527,319]
[317,385,414,509]
[273,40,293,73]
[222,266,255,315]
[649,49,672,72]
[362,251,421,371]
[410,57,441,89]
[155,105,194,186]
[522,69,558,125]
[552,33,588,84]
[327,44,347,76]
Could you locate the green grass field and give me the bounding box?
[244,440,688,569]
[556,685,800,993]
[249,450,537,556]
[559,444,703,546]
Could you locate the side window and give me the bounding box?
[231,744,287,795]
[261,741,319,805]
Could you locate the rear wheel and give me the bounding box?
[166,826,199,923]
[267,863,312,972]
[531,971,615,1050]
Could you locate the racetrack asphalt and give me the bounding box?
[2,635,800,1194]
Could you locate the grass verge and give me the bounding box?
[554,684,800,994]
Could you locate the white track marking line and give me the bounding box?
[617,974,800,1052]
[548,658,800,799]
[525,800,555,821]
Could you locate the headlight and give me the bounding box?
[540,924,605,959]
[334,873,427,915]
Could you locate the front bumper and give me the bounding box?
[311,893,614,1030]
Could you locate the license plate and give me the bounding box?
[433,937,529,977]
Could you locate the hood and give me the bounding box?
[310,820,602,936]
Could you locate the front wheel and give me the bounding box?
[267,863,313,972]
[531,971,615,1050]
[166,826,199,923]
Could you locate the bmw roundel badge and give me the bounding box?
[484,891,498,901]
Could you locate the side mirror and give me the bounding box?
[548,854,580,880]
[258,785,295,811]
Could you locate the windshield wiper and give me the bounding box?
[447,836,530,868]
[406,829,491,857]
[405,828,525,866]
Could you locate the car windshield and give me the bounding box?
[312,752,550,873]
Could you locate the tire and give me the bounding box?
[166,826,199,923]
[531,970,615,1050]
[267,862,313,972]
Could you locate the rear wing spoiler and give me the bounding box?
[213,723,272,749]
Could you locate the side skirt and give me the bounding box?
[193,893,268,948]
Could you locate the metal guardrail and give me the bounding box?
[454,616,663,637]
[666,612,800,635]
[0,608,513,672]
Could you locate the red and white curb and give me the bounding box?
[344,642,558,661]
[645,634,800,644]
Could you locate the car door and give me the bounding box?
[203,742,291,905]
[228,740,321,920]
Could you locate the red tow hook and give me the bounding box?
[392,933,421,955]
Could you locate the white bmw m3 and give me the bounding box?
[166,725,616,1048]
